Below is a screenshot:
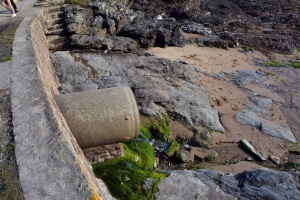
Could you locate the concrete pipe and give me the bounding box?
[54,87,139,149]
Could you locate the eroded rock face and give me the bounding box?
[51,51,224,132]
[155,169,300,200]
[63,2,183,51]
[132,0,300,54]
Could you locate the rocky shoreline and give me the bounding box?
[46,0,300,199]
[1,0,300,199]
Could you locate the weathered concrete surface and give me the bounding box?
[10,10,106,199]
[0,61,10,91]
[55,87,139,149]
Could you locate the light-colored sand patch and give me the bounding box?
[147,45,266,74]
[210,161,262,174]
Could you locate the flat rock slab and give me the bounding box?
[0,61,10,90]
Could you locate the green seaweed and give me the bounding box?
[164,140,180,157]
[290,60,300,69]
[267,71,276,76]
[92,141,166,200]
[264,60,285,67]
[140,115,170,141]
[0,55,12,63]
[284,141,300,154]
[139,125,152,140]
[65,0,85,7]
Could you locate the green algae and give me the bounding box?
[140,115,171,141]
[92,141,166,200]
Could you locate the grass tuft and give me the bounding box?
[290,60,300,69]
[0,55,12,63]
[264,60,285,67]
[267,71,276,76]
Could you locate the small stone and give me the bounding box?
[270,155,280,165]
[246,156,254,161]
[184,144,190,150]
[176,150,190,163]
[240,139,266,161]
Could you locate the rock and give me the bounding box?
[70,35,104,49]
[141,102,167,118]
[52,51,224,132]
[164,141,180,157]
[240,139,266,161]
[200,129,211,141]
[154,170,237,200]
[176,150,189,163]
[245,104,268,115]
[51,51,90,87]
[142,178,155,191]
[270,155,281,165]
[181,22,211,36]
[260,120,296,143]
[118,16,178,48]
[190,147,218,161]
[155,169,300,200]
[235,109,261,127]
[110,36,138,52]
[65,6,93,34]
[249,96,273,109]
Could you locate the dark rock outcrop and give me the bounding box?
[132,0,300,54]
[155,169,300,200]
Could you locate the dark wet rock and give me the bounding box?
[181,22,211,36]
[70,35,104,49]
[118,16,179,48]
[155,169,300,200]
[132,0,300,54]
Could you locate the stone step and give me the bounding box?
[35,0,64,7]
[48,40,67,50]
[46,35,65,44]
[47,23,65,32]
[42,6,65,14]
[45,17,65,27]
[45,28,66,35]
[43,11,65,21]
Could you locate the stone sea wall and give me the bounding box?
[10,10,107,199]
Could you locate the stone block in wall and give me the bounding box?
[83,143,124,163]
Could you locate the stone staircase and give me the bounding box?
[35,0,64,7]
[42,6,68,51]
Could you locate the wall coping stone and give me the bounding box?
[10,9,106,199]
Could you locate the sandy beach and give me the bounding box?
[147,43,299,173]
